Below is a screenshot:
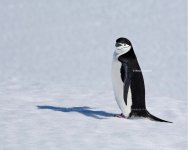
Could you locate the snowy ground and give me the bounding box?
[0,81,187,150]
[0,0,187,150]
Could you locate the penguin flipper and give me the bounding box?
[121,63,131,105]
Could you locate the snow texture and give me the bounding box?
[0,0,187,150]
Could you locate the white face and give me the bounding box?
[115,43,131,56]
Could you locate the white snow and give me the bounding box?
[0,0,187,150]
[0,82,187,150]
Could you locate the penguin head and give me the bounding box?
[115,37,132,55]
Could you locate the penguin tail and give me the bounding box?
[147,111,172,123]
[129,109,172,123]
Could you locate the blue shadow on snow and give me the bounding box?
[37,105,115,119]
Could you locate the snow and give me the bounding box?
[0,0,187,150]
[0,82,187,150]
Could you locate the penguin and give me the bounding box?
[111,37,172,123]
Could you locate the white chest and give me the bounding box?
[111,56,132,116]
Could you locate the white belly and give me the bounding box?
[112,57,132,116]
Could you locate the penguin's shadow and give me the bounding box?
[37,105,115,119]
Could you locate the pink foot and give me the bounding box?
[114,113,127,118]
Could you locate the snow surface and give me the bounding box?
[0,0,187,150]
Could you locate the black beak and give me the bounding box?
[115,43,122,47]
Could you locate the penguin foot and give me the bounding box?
[114,113,127,118]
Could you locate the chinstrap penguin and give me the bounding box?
[111,37,172,123]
